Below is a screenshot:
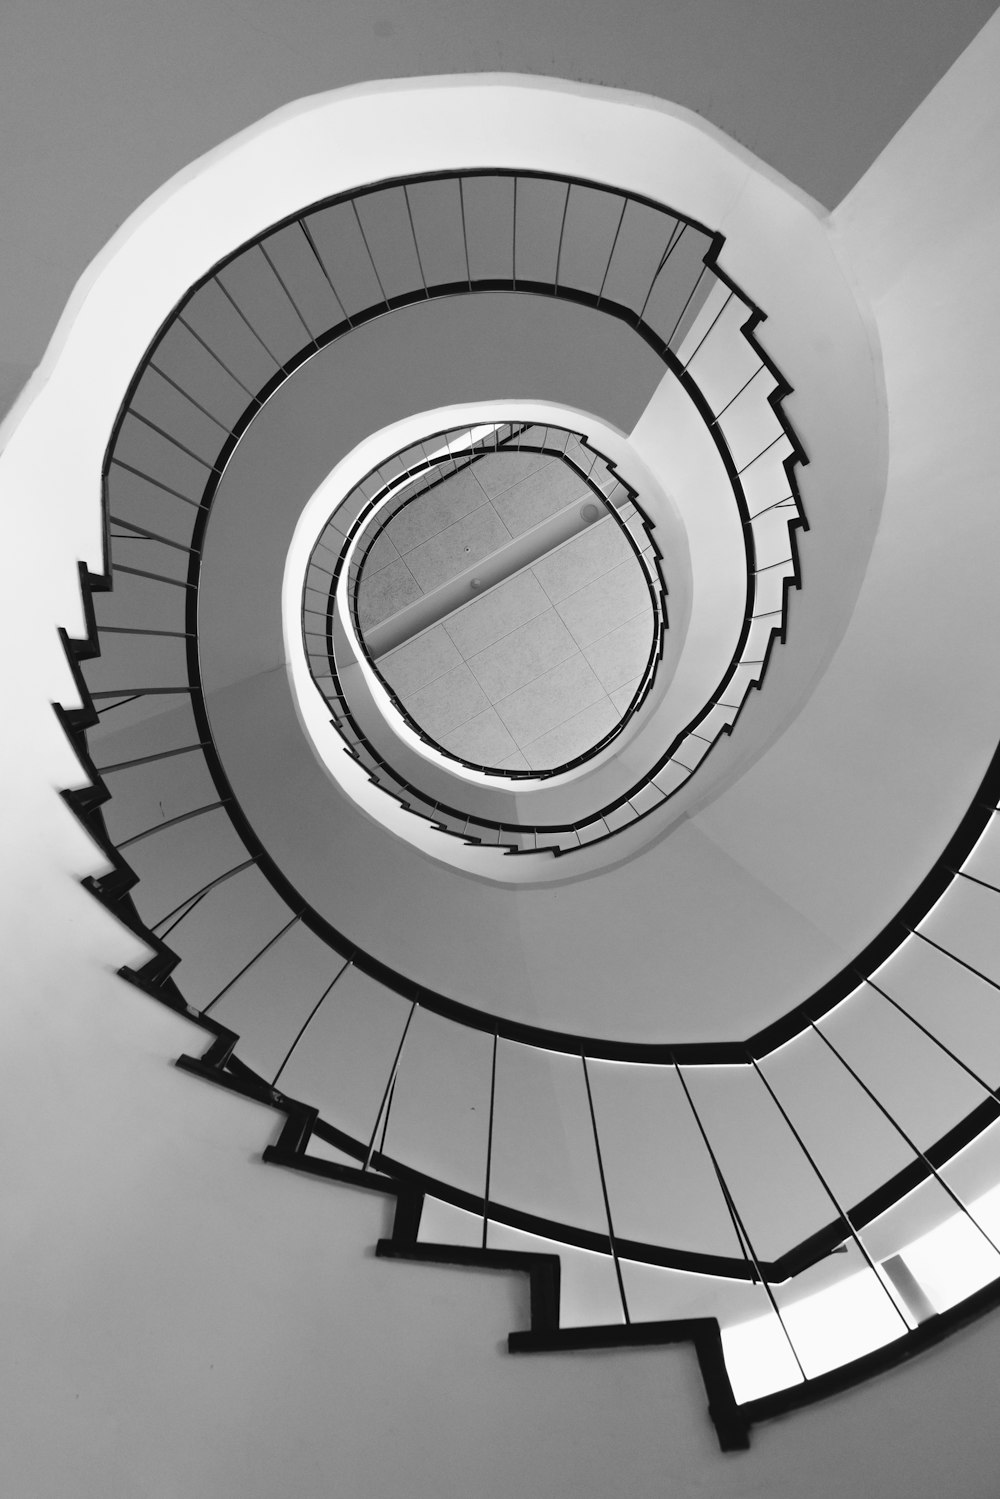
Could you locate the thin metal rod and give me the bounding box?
[582,1054,630,1324]
[127,408,215,470]
[110,512,194,554]
[146,359,231,431]
[351,200,388,304]
[553,181,571,291]
[95,694,141,716]
[737,432,785,475]
[110,530,159,542]
[748,494,796,521]
[177,312,262,401]
[156,881,220,942]
[458,178,472,290]
[402,184,428,297]
[596,195,628,306]
[118,798,227,850]
[809,1018,1000,1259]
[862,975,1000,1099]
[379,1074,397,1157]
[675,1063,755,1268]
[213,275,282,368]
[364,1001,417,1170]
[637,219,685,323]
[664,259,709,349]
[109,457,201,509]
[90,687,193,700]
[748,1052,911,1331]
[908,925,1000,996]
[95,741,208,775]
[676,1062,807,1380]
[946,865,1000,898]
[482,1030,499,1250]
[258,239,315,343]
[297,217,352,326]
[98,625,193,639]
[682,289,734,371]
[151,855,257,936]
[271,958,351,1089]
[711,363,766,423]
[201,913,302,1017]
[112,562,192,589]
[511,177,518,289]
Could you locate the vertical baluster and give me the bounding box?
[637,219,685,324]
[214,274,283,370]
[118,797,227,849]
[581,1054,630,1325]
[379,1075,397,1158]
[402,184,428,299]
[153,856,258,940]
[259,239,316,349]
[511,176,518,291]
[351,199,388,307]
[809,1018,1000,1259]
[201,912,301,1016]
[482,1030,499,1249]
[297,217,352,328]
[681,288,733,372]
[458,178,472,291]
[747,1051,911,1332]
[863,974,1000,1098]
[553,181,571,292]
[270,958,352,1091]
[908,922,1000,996]
[676,1061,807,1382]
[665,260,709,349]
[363,1000,417,1171]
[596,195,628,308]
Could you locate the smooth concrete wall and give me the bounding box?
[3,807,1000,1498]
[690,2,1000,968]
[2,411,1000,1499]
[39,77,883,1043]
[6,24,1000,1499]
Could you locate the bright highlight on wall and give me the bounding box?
[723,1181,1000,1404]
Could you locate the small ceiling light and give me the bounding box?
[581,502,600,524]
[470,577,484,591]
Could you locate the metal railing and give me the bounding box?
[54,164,1000,1444]
[301,419,667,852]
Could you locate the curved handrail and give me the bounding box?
[54,161,1000,1436]
[304,421,668,851]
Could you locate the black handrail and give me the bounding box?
[52,163,1000,1435]
[305,422,668,844]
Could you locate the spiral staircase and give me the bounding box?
[8,51,1000,1492]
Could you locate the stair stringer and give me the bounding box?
[170,1025,749,1452]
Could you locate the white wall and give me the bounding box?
[0,0,993,429]
[7,15,1000,1499]
[5,869,1000,1498]
[62,77,884,1044]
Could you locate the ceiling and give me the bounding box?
[362,454,654,772]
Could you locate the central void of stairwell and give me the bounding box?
[351,431,661,776]
[31,66,1000,1443]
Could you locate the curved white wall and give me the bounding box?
[2,76,896,1040]
[5,18,1000,1492]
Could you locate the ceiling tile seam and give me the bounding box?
[390,495,513,562]
[446,657,609,750]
